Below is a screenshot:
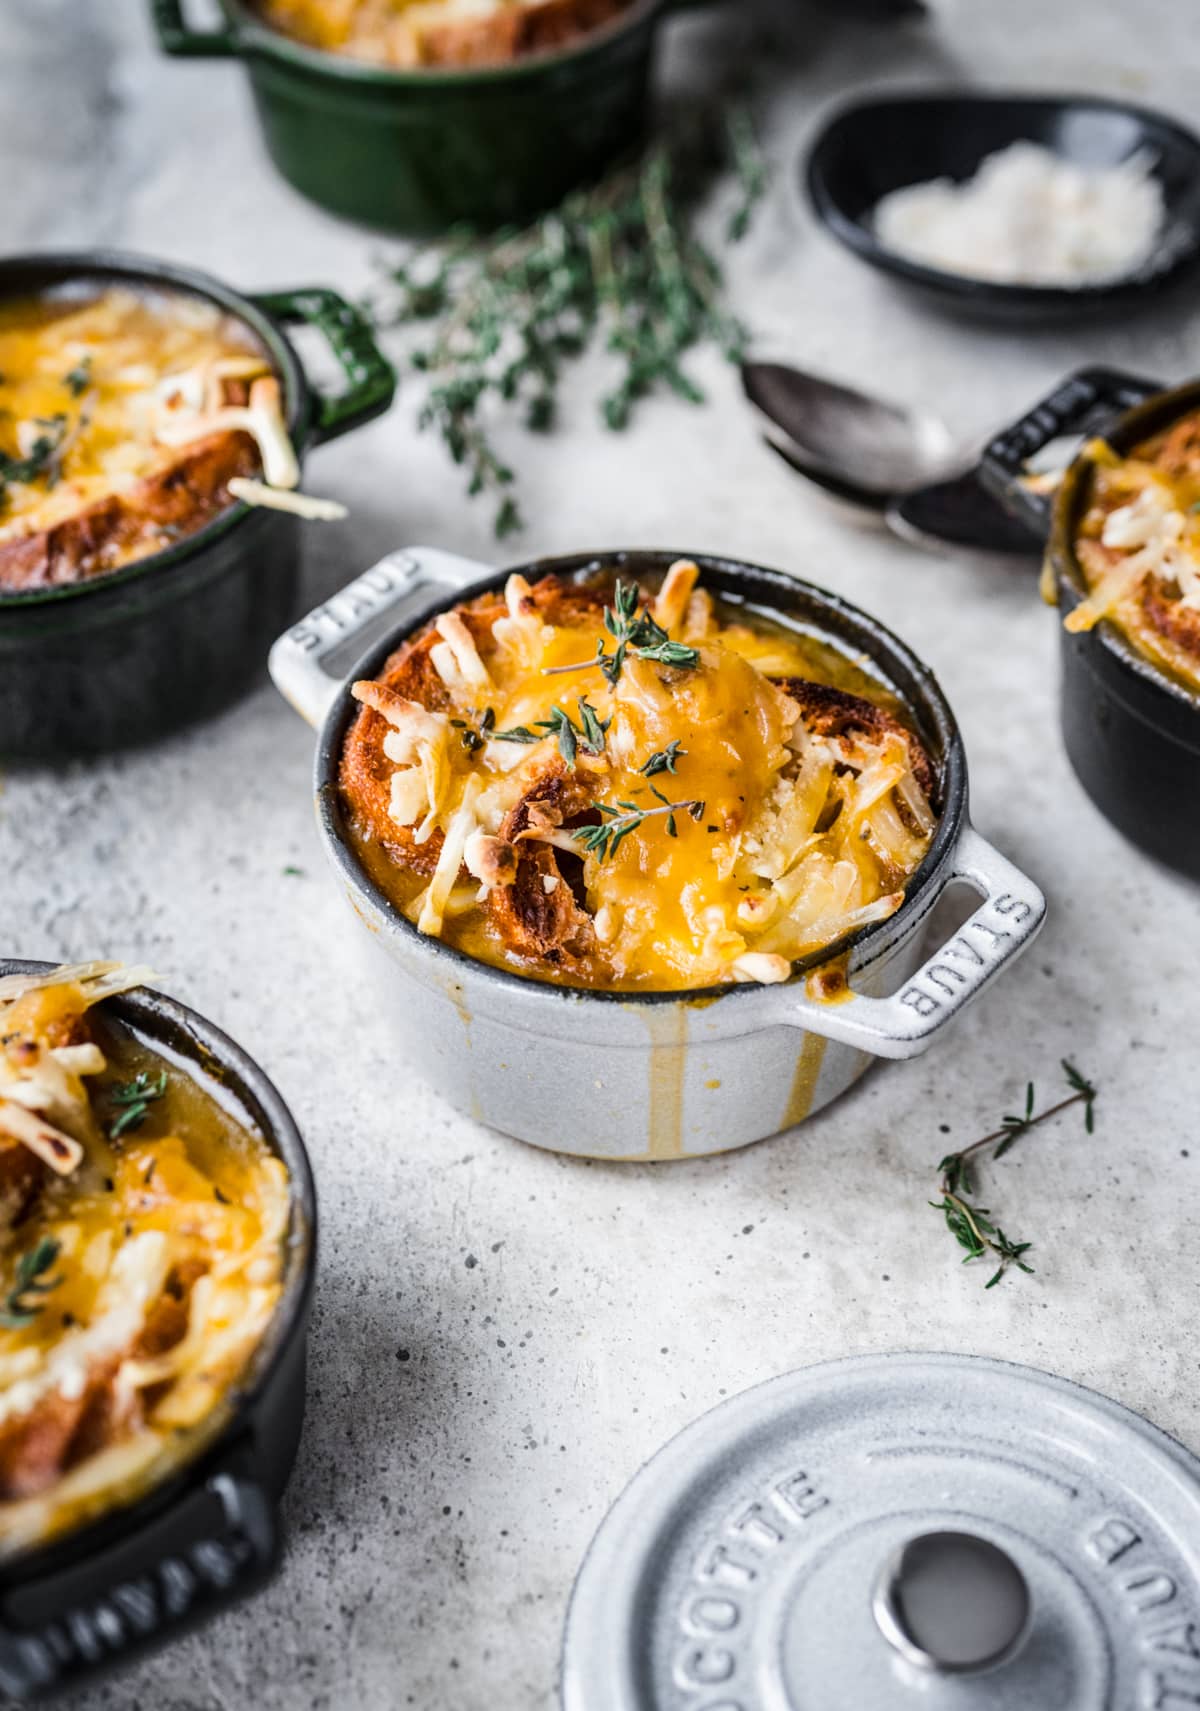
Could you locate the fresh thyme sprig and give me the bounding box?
[0,415,69,510]
[454,699,608,769]
[599,580,700,684]
[931,1059,1098,1288]
[108,1069,168,1140]
[0,1237,63,1329]
[640,740,687,777]
[575,791,705,862]
[367,107,765,535]
[542,581,700,685]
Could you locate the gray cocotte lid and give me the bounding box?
[561,1353,1200,1711]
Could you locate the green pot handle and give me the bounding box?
[252,288,397,447]
[150,0,239,55]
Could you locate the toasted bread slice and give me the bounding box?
[339,573,605,876]
[773,676,937,806]
[0,430,259,594]
[487,759,600,967]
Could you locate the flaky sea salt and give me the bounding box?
[873,140,1165,286]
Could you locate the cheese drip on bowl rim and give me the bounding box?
[340,562,938,992]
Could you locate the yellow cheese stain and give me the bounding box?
[438,977,482,1121]
[644,1005,688,1162]
[784,1030,828,1130]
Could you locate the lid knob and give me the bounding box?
[872,1531,1030,1674]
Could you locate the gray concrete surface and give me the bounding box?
[3,1,1199,1706]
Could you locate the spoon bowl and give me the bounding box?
[742,361,957,497]
[744,359,1037,555]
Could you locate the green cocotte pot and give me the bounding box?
[151,0,711,233]
[0,252,395,763]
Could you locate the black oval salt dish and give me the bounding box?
[806,92,1200,321]
[0,251,395,763]
[980,366,1200,878]
[0,961,317,1702]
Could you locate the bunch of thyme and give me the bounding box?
[368,108,766,535]
[931,1060,1098,1288]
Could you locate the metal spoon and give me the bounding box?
[741,360,1037,555]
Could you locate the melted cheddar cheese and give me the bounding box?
[0,286,294,586]
[0,965,288,1558]
[1066,413,1200,692]
[344,565,937,991]
[256,0,631,67]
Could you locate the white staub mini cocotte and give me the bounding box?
[269,547,1048,1161]
[873,141,1165,287]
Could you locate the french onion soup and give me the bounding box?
[0,963,289,1557]
[254,0,634,68]
[1066,414,1200,693]
[0,285,299,594]
[339,563,939,991]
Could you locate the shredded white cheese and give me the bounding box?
[874,142,1165,287]
[226,478,347,520]
[1069,482,1200,632]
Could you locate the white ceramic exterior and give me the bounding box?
[270,548,1046,1161]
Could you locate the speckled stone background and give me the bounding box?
[4,1,1200,1706]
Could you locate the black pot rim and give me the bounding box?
[0,959,317,1585]
[806,88,1200,312]
[1049,376,1200,724]
[0,251,312,614]
[220,0,664,86]
[315,547,967,1007]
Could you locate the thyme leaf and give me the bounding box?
[931,1059,1099,1287]
[489,723,540,745]
[0,414,69,510]
[63,355,92,398]
[108,1069,168,1140]
[450,706,498,753]
[576,697,609,757]
[639,739,687,777]
[0,1237,63,1329]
